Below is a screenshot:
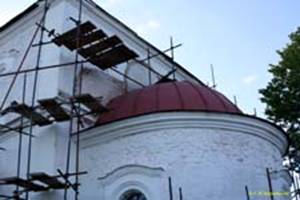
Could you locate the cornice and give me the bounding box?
[79,112,288,155]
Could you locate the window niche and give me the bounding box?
[120,189,147,200]
[98,165,166,200]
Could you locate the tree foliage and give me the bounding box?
[260,28,300,150]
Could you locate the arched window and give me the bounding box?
[120,189,147,200]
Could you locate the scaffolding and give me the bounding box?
[0,0,182,199]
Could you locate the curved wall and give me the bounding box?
[79,112,290,200]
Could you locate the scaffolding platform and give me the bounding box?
[75,29,107,49]
[0,177,47,192]
[39,98,70,122]
[0,171,86,193]
[74,94,108,113]
[0,94,106,135]
[89,44,138,70]
[53,21,97,49]
[0,171,87,199]
[30,172,66,189]
[52,21,138,70]
[2,102,52,126]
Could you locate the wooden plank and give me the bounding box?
[1,177,47,192]
[79,35,122,58]
[89,45,138,70]
[8,102,52,126]
[74,94,107,113]
[53,21,96,47]
[39,99,70,122]
[30,172,65,189]
[70,29,107,50]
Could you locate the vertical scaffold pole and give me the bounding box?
[168,177,173,200]
[179,187,183,200]
[64,0,83,199]
[15,73,27,195]
[266,168,274,200]
[25,0,49,199]
[245,185,250,200]
[147,48,152,85]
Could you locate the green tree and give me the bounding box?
[260,27,300,150]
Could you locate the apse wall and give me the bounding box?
[79,112,290,200]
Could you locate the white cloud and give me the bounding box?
[135,20,161,35]
[242,75,258,84]
[147,20,160,29]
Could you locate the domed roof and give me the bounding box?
[97,81,242,125]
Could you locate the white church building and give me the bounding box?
[0,0,291,199]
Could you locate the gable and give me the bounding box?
[0,0,202,86]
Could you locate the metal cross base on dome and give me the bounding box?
[52,21,138,70]
[0,170,87,198]
[0,94,107,134]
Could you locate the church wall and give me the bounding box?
[0,0,126,188]
[78,112,290,200]
[0,1,291,199]
[0,1,73,197]
[0,0,67,109]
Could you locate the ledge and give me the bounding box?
[79,112,288,155]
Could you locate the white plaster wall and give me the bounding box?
[0,125,58,196]
[0,111,290,199]
[0,0,66,109]
[78,112,290,200]
[0,1,77,198]
[0,0,66,173]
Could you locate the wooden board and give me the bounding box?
[62,29,108,51]
[51,21,139,69]
[79,35,122,58]
[39,99,70,122]
[53,21,96,48]
[1,177,47,192]
[7,102,52,126]
[74,94,107,113]
[89,45,138,70]
[30,172,65,189]
[75,29,107,49]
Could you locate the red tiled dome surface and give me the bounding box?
[97,81,242,125]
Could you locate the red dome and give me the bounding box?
[97,81,242,125]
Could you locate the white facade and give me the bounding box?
[79,112,290,200]
[0,0,291,199]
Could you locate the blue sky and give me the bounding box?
[0,0,299,117]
